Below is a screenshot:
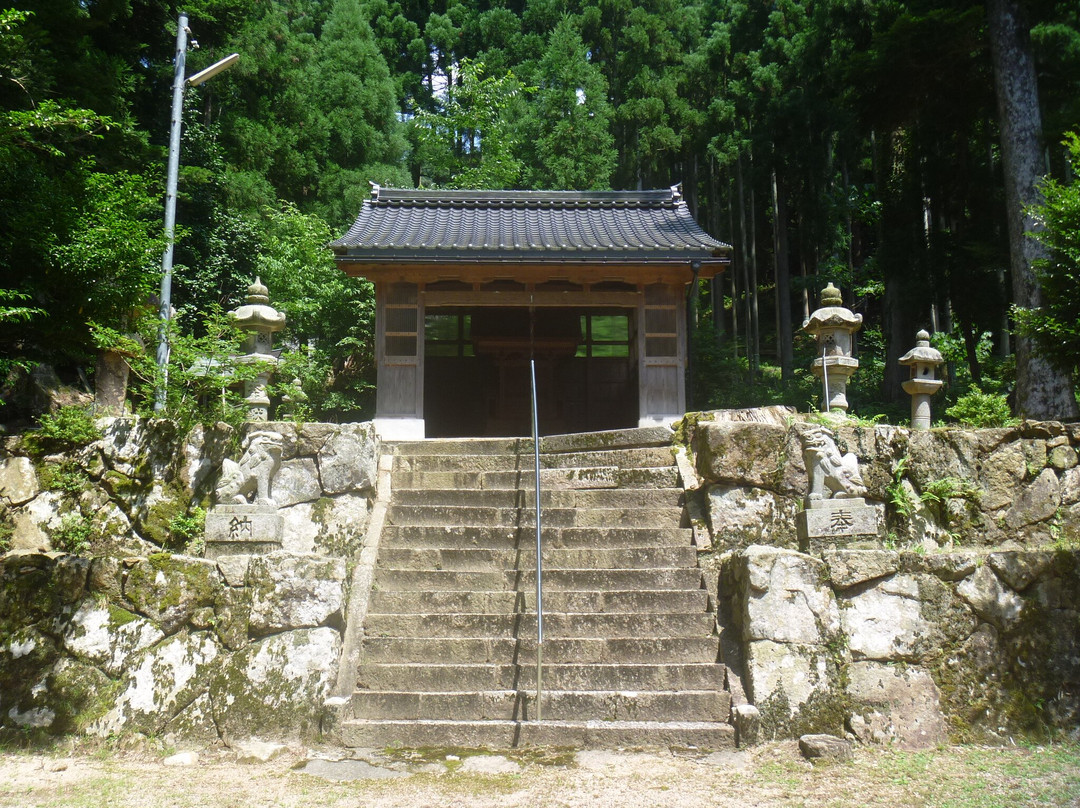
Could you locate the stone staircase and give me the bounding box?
[338,427,734,748]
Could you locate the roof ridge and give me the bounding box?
[371,187,678,207]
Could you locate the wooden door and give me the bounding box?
[638,284,685,425]
[376,282,424,427]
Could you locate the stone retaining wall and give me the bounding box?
[0,418,378,742]
[718,545,1080,745]
[686,409,1080,551]
[683,409,1080,744]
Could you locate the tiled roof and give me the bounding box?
[331,186,731,264]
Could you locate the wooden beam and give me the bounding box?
[423,290,641,308]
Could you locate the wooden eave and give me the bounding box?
[334,257,729,286]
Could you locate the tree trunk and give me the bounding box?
[727,177,739,361]
[736,158,751,375]
[986,0,1079,419]
[749,168,760,377]
[772,171,794,382]
[711,158,726,342]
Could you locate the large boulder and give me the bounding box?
[707,485,799,550]
[0,456,39,506]
[123,555,223,634]
[736,546,840,645]
[957,564,1025,631]
[694,421,796,493]
[847,661,948,748]
[839,574,931,661]
[317,424,377,495]
[247,554,346,634]
[91,630,222,736]
[209,627,341,740]
[58,599,164,677]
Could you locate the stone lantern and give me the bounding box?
[899,329,944,430]
[232,277,286,421]
[802,283,862,414]
[278,377,308,421]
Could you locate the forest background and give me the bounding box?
[1,0,1079,428]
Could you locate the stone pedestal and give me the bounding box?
[797,498,885,555]
[205,504,283,559]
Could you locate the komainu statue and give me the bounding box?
[216,430,283,507]
[801,425,867,501]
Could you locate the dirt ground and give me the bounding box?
[1,739,1078,808]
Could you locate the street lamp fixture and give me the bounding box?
[154,13,239,412]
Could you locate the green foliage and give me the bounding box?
[946,386,1018,428]
[1,0,1078,425]
[94,306,262,434]
[0,288,42,324]
[521,18,616,190]
[255,203,377,420]
[39,460,90,497]
[690,326,817,412]
[52,513,93,555]
[413,59,532,189]
[50,170,165,333]
[169,507,206,555]
[921,476,981,505]
[1019,133,1080,378]
[887,457,916,519]
[24,406,101,457]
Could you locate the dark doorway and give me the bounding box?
[424,307,638,437]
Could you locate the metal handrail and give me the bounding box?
[530,359,543,721]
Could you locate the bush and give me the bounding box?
[945,386,1016,428]
[23,405,101,456]
[52,513,93,554]
[169,507,206,555]
[39,460,90,496]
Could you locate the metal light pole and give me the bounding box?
[154,13,239,412]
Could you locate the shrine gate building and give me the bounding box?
[331,185,731,439]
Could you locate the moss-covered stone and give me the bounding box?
[124,554,223,634]
[0,553,85,633]
[0,628,59,732]
[46,657,119,734]
[211,585,251,651]
[209,627,340,741]
[137,482,192,549]
[95,629,222,737]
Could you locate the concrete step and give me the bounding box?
[339,718,735,750]
[359,636,720,665]
[537,426,675,452]
[390,488,684,509]
[390,427,672,458]
[375,546,698,572]
[387,505,684,528]
[363,611,716,639]
[391,466,681,491]
[379,525,694,550]
[350,689,730,722]
[356,662,725,692]
[373,568,703,592]
[366,588,709,618]
[392,447,675,473]
[369,588,710,616]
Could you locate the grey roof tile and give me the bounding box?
[331,186,731,264]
